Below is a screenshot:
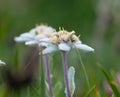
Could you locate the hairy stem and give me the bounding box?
[61,52,71,97]
[43,55,53,97]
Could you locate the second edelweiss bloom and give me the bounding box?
[14,25,55,47]
[43,29,94,54]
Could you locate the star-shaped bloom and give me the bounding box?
[43,29,94,55]
[14,25,55,48]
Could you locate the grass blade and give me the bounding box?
[84,85,96,97]
[97,63,120,97]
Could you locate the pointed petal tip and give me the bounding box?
[14,37,20,42]
[14,37,26,42]
[75,43,95,52]
[89,47,94,52]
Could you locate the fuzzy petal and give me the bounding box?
[25,40,38,45]
[14,37,31,42]
[74,40,82,44]
[39,38,50,42]
[14,33,34,42]
[58,43,71,52]
[39,42,49,48]
[36,34,46,40]
[75,43,94,52]
[42,45,58,55]
[20,33,33,38]
[29,28,36,35]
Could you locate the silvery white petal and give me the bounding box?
[47,26,55,33]
[39,42,49,48]
[36,34,46,40]
[39,38,50,42]
[14,36,31,42]
[21,33,34,39]
[42,45,58,55]
[25,40,38,45]
[75,43,94,52]
[14,32,35,42]
[74,40,82,44]
[29,28,36,35]
[58,43,71,52]
[0,60,6,65]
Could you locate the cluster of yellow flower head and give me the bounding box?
[15,25,94,54]
[50,29,79,43]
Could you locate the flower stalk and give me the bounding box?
[43,55,53,97]
[75,49,91,90]
[40,51,45,97]
[61,51,71,97]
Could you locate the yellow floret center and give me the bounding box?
[50,30,80,43]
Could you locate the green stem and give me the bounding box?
[75,49,90,90]
[80,54,90,89]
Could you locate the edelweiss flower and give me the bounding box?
[0,60,5,65]
[14,25,55,48]
[43,29,94,54]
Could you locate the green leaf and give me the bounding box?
[97,63,120,97]
[0,85,8,97]
[53,82,62,97]
[65,66,75,97]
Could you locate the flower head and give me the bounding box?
[43,29,94,54]
[14,25,55,48]
[50,30,78,43]
[15,26,94,55]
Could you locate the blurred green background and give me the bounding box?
[0,0,120,96]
